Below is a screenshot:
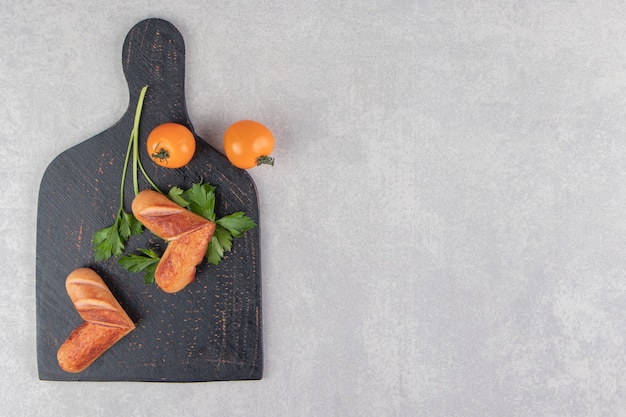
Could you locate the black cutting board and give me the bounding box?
[36,18,262,382]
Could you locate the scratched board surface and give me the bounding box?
[36,18,263,382]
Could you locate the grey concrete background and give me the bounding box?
[2,1,625,416]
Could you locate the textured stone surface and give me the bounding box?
[2,1,626,416]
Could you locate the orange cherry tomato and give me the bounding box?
[146,123,196,168]
[224,120,275,169]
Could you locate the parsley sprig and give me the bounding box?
[168,183,256,265]
[92,85,161,261]
[117,248,160,284]
[117,181,256,284]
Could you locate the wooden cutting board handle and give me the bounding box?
[122,18,191,128]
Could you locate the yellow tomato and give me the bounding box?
[146,123,196,168]
[224,120,275,169]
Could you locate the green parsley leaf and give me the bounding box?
[206,234,224,265]
[93,221,124,261]
[118,248,161,284]
[167,186,189,208]
[206,225,234,265]
[214,224,233,252]
[216,212,256,237]
[92,211,143,261]
[119,211,143,240]
[182,182,216,221]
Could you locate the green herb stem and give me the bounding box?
[132,85,148,196]
[129,85,163,195]
[92,85,151,261]
[117,116,136,218]
[137,152,162,193]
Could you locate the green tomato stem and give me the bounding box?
[257,155,275,166]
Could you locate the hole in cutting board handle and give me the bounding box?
[121,18,190,126]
